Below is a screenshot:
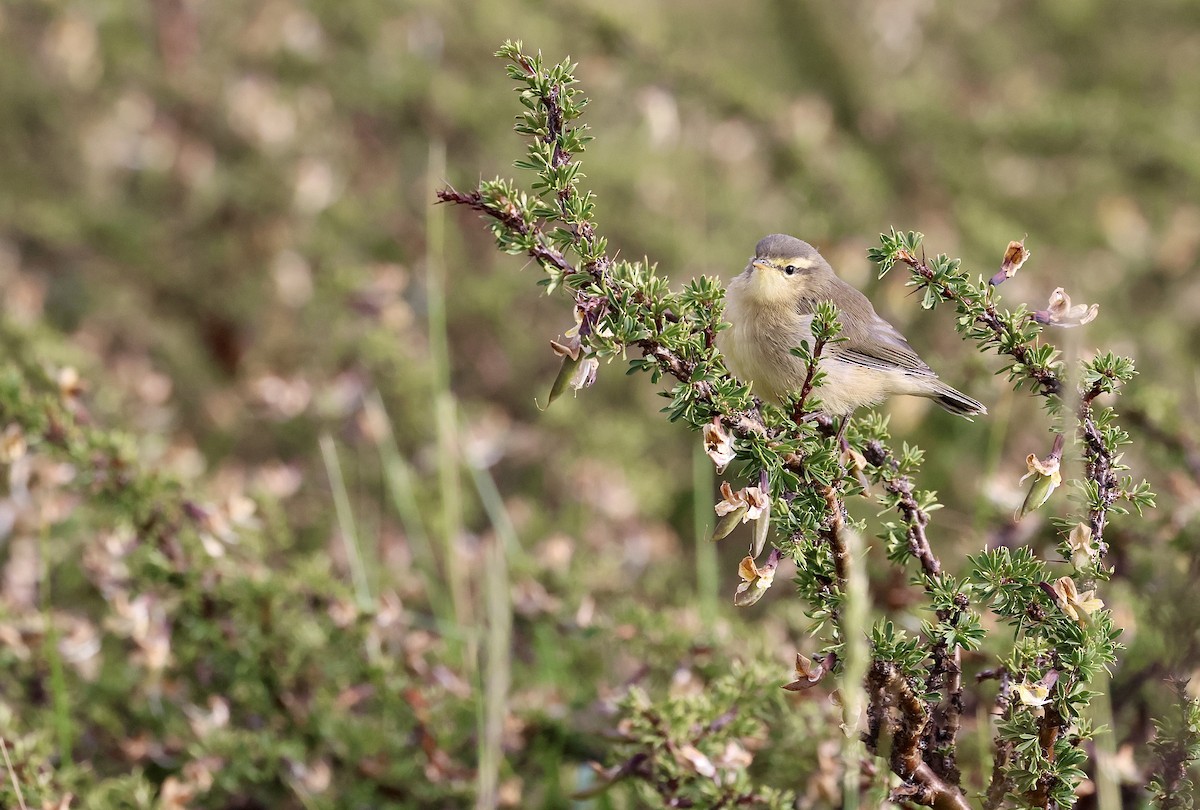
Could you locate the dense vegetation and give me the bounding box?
[0,2,1198,808]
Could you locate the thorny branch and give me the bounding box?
[861,438,966,786]
[894,249,1063,399]
[981,669,1015,810]
[1080,387,1118,555]
[440,49,971,810]
[441,43,1145,810]
[864,662,971,810]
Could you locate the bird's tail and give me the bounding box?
[927,381,987,417]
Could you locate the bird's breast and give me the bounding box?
[719,290,814,404]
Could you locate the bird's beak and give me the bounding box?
[751,260,772,273]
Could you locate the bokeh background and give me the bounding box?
[0,0,1198,807]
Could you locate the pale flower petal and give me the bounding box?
[569,357,599,391]
[1014,681,1051,708]
[1034,287,1099,328]
[733,550,779,607]
[703,417,737,473]
[1067,523,1094,571]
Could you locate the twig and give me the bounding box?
[862,440,939,577]
[1079,389,1119,556]
[895,250,1063,398]
[0,738,29,810]
[982,669,1015,810]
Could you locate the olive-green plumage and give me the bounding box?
[719,234,986,417]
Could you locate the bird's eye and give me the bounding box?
[783,264,797,276]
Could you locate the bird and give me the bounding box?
[719,234,986,418]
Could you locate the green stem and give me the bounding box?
[692,442,718,627]
[319,433,372,607]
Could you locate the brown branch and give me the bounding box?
[1029,707,1067,809]
[862,440,939,577]
[1079,391,1119,556]
[821,485,850,588]
[983,670,1015,810]
[435,186,578,277]
[861,438,971,786]
[791,333,829,424]
[863,662,972,810]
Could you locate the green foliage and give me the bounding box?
[602,665,798,808]
[1148,685,1200,809]
[444,42,1167,810]
[1,3,1195,808]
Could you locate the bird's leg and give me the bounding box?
[835,416,850,450]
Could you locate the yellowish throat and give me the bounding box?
[720,234,986,417]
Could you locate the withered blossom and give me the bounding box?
[715,740,753,772]
[112,593,173,674]
[289,758,333,794]
[1017,435,1064,518]
[840,445,867,474]
[1013,680,1051,709]
[548,336,580,363]
[1066,523,1095,572]
[57,366,86,399]
[185,696,231,738]
[549,303,589,362]
[712,482,769,542]
[783,652,827,691]
[715,482,767,520]
[1033,287,1098,328]
[676,743,717,779]
[734,549,779,607]
[0,424,26,464]
[990,238,1030,286]
[1049,575,1104,625]
[703,417,737,473]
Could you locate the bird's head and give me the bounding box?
[736,234,833,304]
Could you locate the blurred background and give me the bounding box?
[1,0,1198,807]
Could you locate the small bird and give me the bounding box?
[719,234,986,417]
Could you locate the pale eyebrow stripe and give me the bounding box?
[787,257,817,269]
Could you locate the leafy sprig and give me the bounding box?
[441,41,1155,810]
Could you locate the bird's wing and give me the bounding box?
[796,276,938,376]
[837,321,937,377]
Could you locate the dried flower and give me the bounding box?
[548,337,579,362]
[715,481,767,520]
[545,309,601,406]
[57,366,86,399]
[783,652,827,691]
[0,424,27,464]
[1017,435,1064,518]
[1033,287,1099,328]
[676,744,717,779]
[1013,680,1051,708]
[715,740,753,772]
[712,482,769,542]
[990,238,1030,286]
[840,445,867,474]
[1049,575,1104,625]
[703,417,736,473]
[1066,523,1094,572]
[734,549,779,607]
